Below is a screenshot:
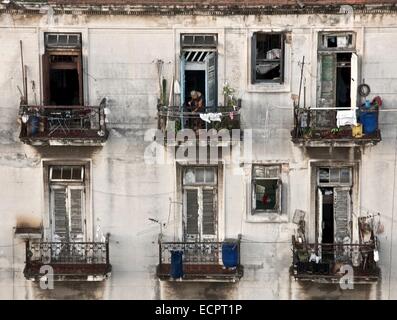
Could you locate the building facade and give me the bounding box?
[1,0,397,299]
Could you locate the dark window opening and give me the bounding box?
[320,188,334,244]
[49,69,80,105]
[252,33,284,83]
[184,70,206,107]
[254,179,278,211]
[42,33,83,106]
[336,53,352,108]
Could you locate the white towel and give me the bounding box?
[199,113,222,123]
[336,110,357,128]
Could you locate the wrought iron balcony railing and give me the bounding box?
[291,106,381,146]
[157,237,243,282]
[292,236,380,283]
[157,105,242,143]
[19,100,108,146]
[24,237,111,281]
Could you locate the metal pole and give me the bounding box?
[297,56,305,108]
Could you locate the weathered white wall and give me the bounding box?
[0,11,397,300]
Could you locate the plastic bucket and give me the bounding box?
[360,111,377,135]
[29,116,40,136]
[222,241,238,268]
[170,250,184,279]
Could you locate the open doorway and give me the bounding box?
[320,188,334,244]
[184,70,206,107]
[336,53,352,108]
[49,69,80,105]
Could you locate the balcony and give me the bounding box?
[19,101,108,146]
[291,106,381,147]
[24,238,111,281]
[292,236,380,284]
[157,237,243,282]
[157,105,242,145]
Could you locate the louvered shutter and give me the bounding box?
[317,53,336,127]
[279,33,285,84]
[202,189,216,236]
[51,186,68,240]
[42,53,50,105]
[205,52,217,109]
[186,189,199,239]
[69,187,84,238]
[251,33,257,84]
[333,188,351,244]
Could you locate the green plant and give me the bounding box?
[302,127,312,138]
[222,82,238,109]
[330,127,341,135]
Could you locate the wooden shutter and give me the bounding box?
[279,33,285,84]
[251,33,257,84]
[76,52,84,106]
[69,187,84,238]
[185,189,199,239]
[180,54,186,108]
[333,188,351,244]
[51,186,68,240]
[316,53,336,127]
[205,52,217,109]
[42,53,50,105]
[350,53,359,109]
[202,188,216,236]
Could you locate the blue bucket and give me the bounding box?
[222,242,238,268]
[170,250,183,279]
[360,111,377,135]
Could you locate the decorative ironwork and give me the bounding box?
[292,236,380,282]
[19,100,108,145]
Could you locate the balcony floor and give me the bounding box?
[157,264,243,282]
[292,130,381,147]
[24,262,112,281]
[20,130,108,146]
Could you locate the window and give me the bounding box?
[42,33,83,106]
[183,167,217,241]
[318,167,352,186]
[49,165,86,242]
[316,32,358,127]
[251,33,285,84]
[252,165,281,214]
[180,34,218,109]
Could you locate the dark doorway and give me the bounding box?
[49,69,80,105]
[336,53,351,108]
[184,70,205,106]
[321,188,334,244]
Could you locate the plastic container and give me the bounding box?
[170,250,184,279]
[352,124,363,138]
[29,116,40,136]
[222,240,239,268]
[360,111,378,135]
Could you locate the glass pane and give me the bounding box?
[330,168,340,183]
[51,167,62,180]
[253,166,266,178]
[72,167,83,180]
[195,168,205,183]
[62,167,72,180]
[58,35,67,44]
[184,169,195,184]
[47,34,57,45]
[254,180,278,211]
[340,168,351,184]
[265,166,280,178]
[319,168,330,183]
[205,168,215,183]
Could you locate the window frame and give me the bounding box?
[251,32,285,85]
[251,165,282,215]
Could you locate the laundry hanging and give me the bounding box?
[336,110,357,127]
[199,112,222,123]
